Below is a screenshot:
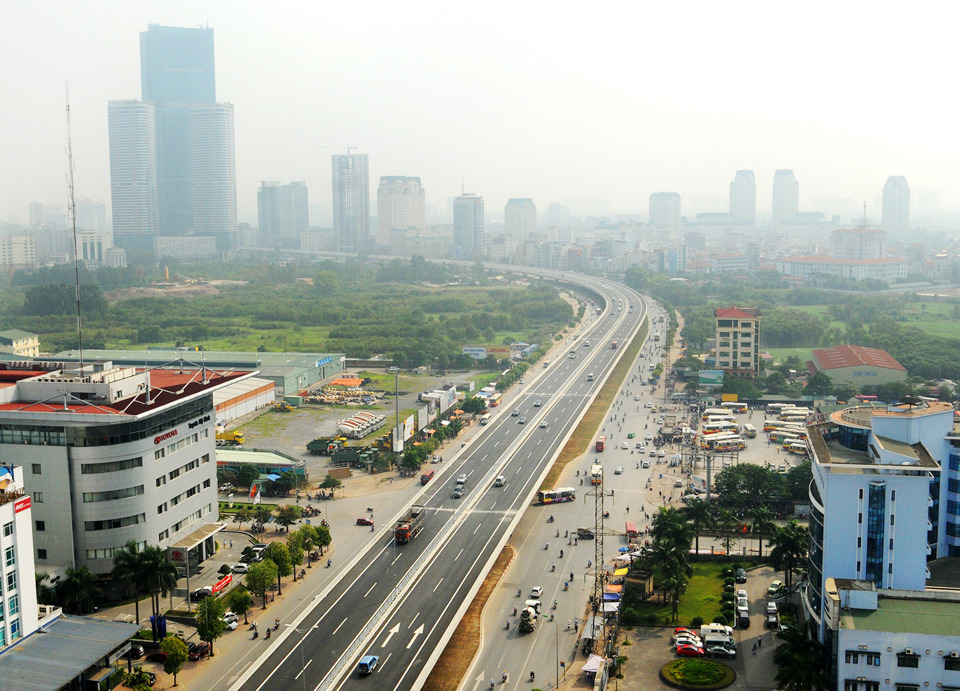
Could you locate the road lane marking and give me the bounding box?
[331,617,347,635]
[364,582,377,597]
[406,624,425,649]
[454,548,464,561]
[433,579,444,592]
[382,623,400,647]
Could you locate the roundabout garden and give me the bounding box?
[660,659,735,689]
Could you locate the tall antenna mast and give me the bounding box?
[65,82,84,370]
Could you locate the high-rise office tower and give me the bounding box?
[377,176,425,248]
[648,192,681,233]
[504,198,537,243]
[108,100,159,249]
[259,181,309,249]
[729,170,756,225]
[109,24,236,253]
[188,103,236,245]
[882,176,910,233]
[332,154,370,253]
[771,170,799,229]
[453,194,484,260]
[28,203,44,227]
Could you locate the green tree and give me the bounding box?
[35,572,56,606]
[111,540,146,624]
[750,505,776,560]
[803,371,833,396]
[320,475,342,490]
[286,532,305,580]
[773,620,830,691]
[245,559,279,608]
[459,397,487,414]
[140,546,179,618]
[275,505,302,533]
[58,565,100,614]
[401,449,423,474]
[769,521,809,592]
[647,508,695,611]
[237,465,260,489]
[682,498,714,555]
[160,636,189,686]
[195,596,227,656]
[233,507,253,529]
[264,542,292,595]
[226,588,253,625]
[253,504,274,529]
[297,525,320,567]
[314,524,333,556]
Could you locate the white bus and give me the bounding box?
[701,408,730,420]
[701,433,745,451]
[701,421,740,436]
[720,402,748,414]
[742,423,757,438]
[705,414,737,425]
[787,442,809,456]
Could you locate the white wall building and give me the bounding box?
[0,467,40,650]
[0,362,253,577]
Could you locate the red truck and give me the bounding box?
[394,505,426,543]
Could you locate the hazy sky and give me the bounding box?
[2,1,957,226]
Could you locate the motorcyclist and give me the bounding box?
[551,562,556,571]
[560,549,564,558]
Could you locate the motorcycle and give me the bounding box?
[253,630,259,639]
[265,628,271,640]
[547,515,554,523]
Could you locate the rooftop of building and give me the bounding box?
[841,593,960,637]
[813,344,905,372]
[811,414,941,470]
[778,254,905,265]
[0,614,139,691]
[216,447,305,468]
[715,307,759,319]
[0,329,38,342]
[0,362,252,418]
[831,228,887,235]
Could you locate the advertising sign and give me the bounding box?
[698,370,724,388]
[486,345,511,359]
[462,346,487,360]
[403,414,416,441]
[417,407,429,432]
[721,393,739,402]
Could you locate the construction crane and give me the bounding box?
[315,145,357,155]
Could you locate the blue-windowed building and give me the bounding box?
[805,398,960,686]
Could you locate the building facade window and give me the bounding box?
[82,485,145,502]
[32,492,43,503]
[35,520,45,532]
[897,653,920,668]
[6,571,17,591]
[84,514,146,531]
[945,656,960,672]
[3,546,13,567]
[31,463,41,474]
[37,549,47,560]
[865,482,886,586]
[8,594,18,616]
[81,457,143,474]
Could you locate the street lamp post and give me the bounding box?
[389,366,400,468]
[285,623,319,691]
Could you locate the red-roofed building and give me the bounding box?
[0,360,255,579]
[811,345,907,387]
[714,307,761,378]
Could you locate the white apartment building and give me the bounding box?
[504,198,537,244]
[0,467,40,649]
[775,255,908,283]
[831,228,886,260]
[0,361,252,577]
[377,177,425,249]
[0,236,36,269]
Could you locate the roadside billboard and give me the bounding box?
[699,370,724,388]
[721,393,739,402]
[462,346,487,360]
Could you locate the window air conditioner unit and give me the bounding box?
[905,648,914,656]
[950,652,959,659]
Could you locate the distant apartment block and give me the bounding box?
[504,198,537,244]
[729,170,756,225]
[0,236,36,269]
[0,330,39,358]
[775,255,907,283]
[453,194,484,260]
[259,181,309,249]
[771,169,799,229]
[830,227,885,260]
[714,307,760,377]
[882,175,910,234]
[649,192,681,233]
[377,177,425,249]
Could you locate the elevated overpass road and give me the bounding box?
[232,281,644,691]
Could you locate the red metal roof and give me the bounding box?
[812,345,906,372]
[715,307,758,319]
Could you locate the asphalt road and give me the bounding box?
[228,281,646,691]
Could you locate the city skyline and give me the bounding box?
[2,3,958,227]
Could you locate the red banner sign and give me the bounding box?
[213,574,232,593]
[14,496,30,514]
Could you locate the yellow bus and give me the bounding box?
[702,421,740,436]
[742,423,757,438]
[720,402,748,414]
[763,419,787,432]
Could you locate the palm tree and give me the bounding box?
[649,508,695,606]
[751,506,776,560]
[59,566,100,614]
[713,508,738,554]
[112,540,145,624]
[769,521,809,591]
[774,620,830,691]
[35,571,56,606]
[140,546,179,617]
[682,498,714,555]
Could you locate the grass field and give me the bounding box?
[630,562,727,625]
[765,347,815,364]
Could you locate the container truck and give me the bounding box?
[394,505,426,543]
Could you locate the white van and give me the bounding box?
[703,633,735,648]
[700,623,734,638]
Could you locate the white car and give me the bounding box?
[232,563,249,573]
[457,474,467,485]
[615,466,623,475]
[658,450,666,457]
[737,589,748,600]
[766,601,779,615]
[222,612,239,624]
[674,479,683,488]
[621,442,629,449]
[673,633,701,647]
[223,619,239,631]
[645,434,654,441]
[530,586,543,598]
[634,395,642,401]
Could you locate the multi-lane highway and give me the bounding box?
[230,278,646,691]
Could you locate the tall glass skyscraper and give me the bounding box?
[332,154,370,254]
[109,24,237,253]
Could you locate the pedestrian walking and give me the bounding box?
[758,635,762,649]
[752,643,757,655]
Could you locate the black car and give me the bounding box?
[735,568,747,583]
[129,645,145,659]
